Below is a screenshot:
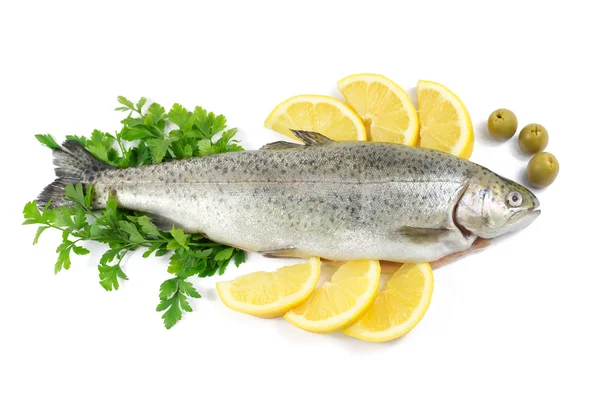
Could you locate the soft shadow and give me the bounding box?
[518,168,530,187]
[319,262,337,285]
[508,139,535,163]
[328,330,407,352]
[203,287,218,301]
[476,120,504,147]
[327,85,345,101]
[407,87,418,108]
[273,319,404,352]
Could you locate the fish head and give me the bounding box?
[455,172,540,239]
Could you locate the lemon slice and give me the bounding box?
[337,73,419,145]
[417,80,474,159]
[284,260,380,333]
[216,257,321,318]
[264,94,367,141]
[343,262,434,342]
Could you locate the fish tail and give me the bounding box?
[37,140,113,209]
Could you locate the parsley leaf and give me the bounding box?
[115,96,136,112]
[99,264,128,291]
[135,215,161,237]
[35,134,60,149]
[33,226,50,245]
[215,247,234,261]
[156,277,201,329]
[169,228,190,250]
[168,103,195,132]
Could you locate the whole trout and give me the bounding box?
[38,130,540,263]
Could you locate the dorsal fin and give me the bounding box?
[290,130,334,145]
[261,130,334,151]
[260,141,304,151]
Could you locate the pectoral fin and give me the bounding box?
[259,247,309,259]
[397,226,452,244]
[145,213,188,233]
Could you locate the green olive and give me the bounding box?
[519,123,548,154]
[527,152,559,188]
[487,108,518,141]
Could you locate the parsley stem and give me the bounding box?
[42,223,67,232]
[115,249,129,265]
[116,137,127,158]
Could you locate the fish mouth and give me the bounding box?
[529,207,542,222]
[507,207,541,232]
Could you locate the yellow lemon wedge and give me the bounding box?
[343,262,434,342]
[284,260,380,333]
[417,80,474,159]
[264,94,367,141]
[216,257,321,318]
[337,73,419,145]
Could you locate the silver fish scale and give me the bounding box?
[89,142,479,262]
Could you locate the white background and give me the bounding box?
[1,1,599,399]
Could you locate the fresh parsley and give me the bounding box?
[24,97,246,329]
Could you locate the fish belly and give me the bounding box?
[102,179,474,262]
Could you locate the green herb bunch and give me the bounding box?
[23,96,246,329]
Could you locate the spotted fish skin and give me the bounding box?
[38,132,540,263]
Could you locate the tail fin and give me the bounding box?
[37,140,112,209]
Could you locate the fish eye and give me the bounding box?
[507,191,523,207]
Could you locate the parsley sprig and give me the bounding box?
[24,97,246,329]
